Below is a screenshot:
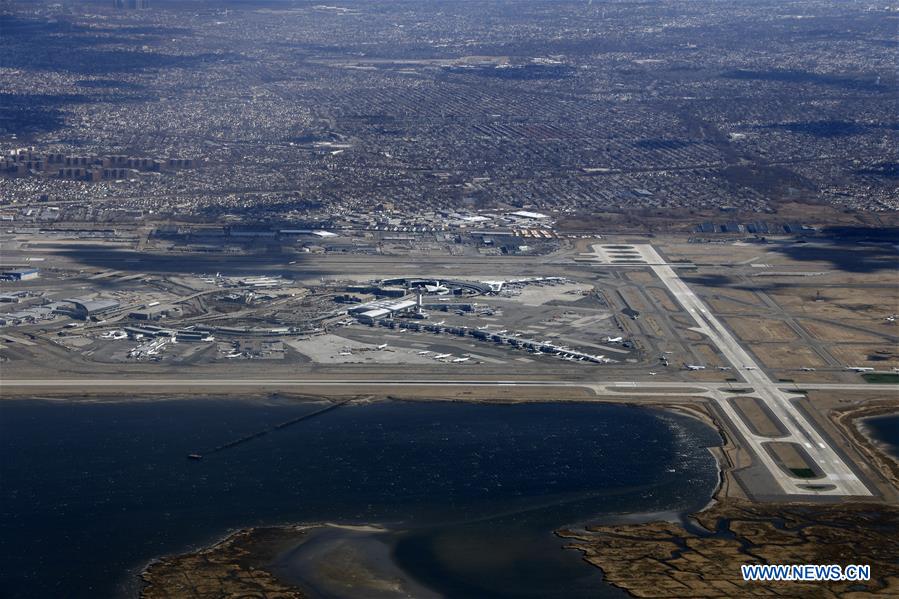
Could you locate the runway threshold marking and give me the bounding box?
[628,244,872,497]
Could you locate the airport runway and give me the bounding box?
[632,244,874,497]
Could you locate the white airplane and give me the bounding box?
[649,371,657,375]
[202,336,215,342]
[847,366,874,372]
[433,353,452,360]
[477,325,489,330]
[684,364,706,371]
[605,336,623,343]
[717,366,731,371]
[376,343,388,350]
[452,357,470,363]
[226,352,243,359]
[744,366,756,370]
[339,351,353,356]
[435,320,445,326]
[886,315,896,323]
[417,350,431,355]
[800,367,816,371]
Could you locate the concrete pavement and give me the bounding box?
[632,244,873,497]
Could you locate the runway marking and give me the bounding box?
[632,244,871,497]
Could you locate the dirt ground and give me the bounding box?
[827,344,899,369]
[726,317,799,342]
[799,319,888,343]
[730,396,784,437]
[749,343,829,370]
[766,441,818,477]
[645,287,680,313]
[768,287,897,330]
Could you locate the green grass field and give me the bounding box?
[863,372,899,384]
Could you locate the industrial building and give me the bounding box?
[348,295,422,323]
[59,297,121,320]
[1,267,39,281]
[129,304,181,321]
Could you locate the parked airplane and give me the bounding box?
[684,364,706,370]
[800,367,816,371]
[605,336,623,343]
[376,343,388,350]
[433,353,452,359]
[847,366,874,372]
[417,350,431,355]
[452,357,470,363]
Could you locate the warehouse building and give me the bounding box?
[1,267,39,281]
[348,295,421,323]
[59,297,121,320]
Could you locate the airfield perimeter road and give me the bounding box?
[2,241,890,498]
[2,379,893,393]
[628,244,874,497]
[4,377,893,499]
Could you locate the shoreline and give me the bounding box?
[831,400,899,494]
[6,392,897,597]
[130,394,725,598]
[558,399,899,598]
